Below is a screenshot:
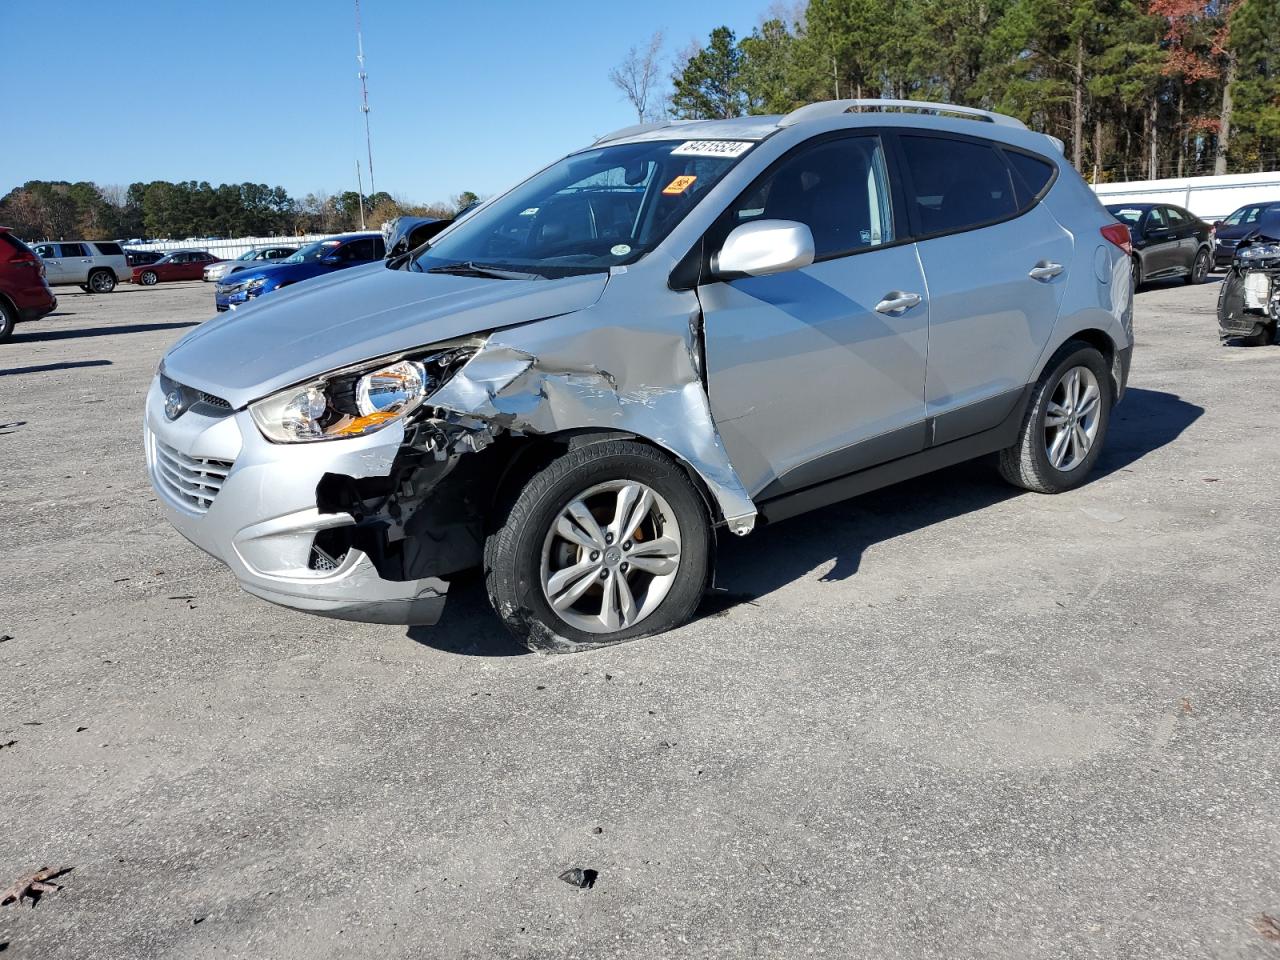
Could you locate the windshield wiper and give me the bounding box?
[425,260,539,281]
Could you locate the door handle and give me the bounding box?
[1028,261,1063,281]
[874,291,922,314]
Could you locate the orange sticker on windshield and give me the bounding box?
[662,175,698,195]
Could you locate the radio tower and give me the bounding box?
[355,0,375,200]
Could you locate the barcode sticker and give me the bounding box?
[670,140,754,158]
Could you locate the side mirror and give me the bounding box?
[712,219,815,278]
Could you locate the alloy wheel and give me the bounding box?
[142,271,157,286]
[1044,365,1102,472]
[540,480,682,634]
[90,272,114,292]
[1193,250,1208,282]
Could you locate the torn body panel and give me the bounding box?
[427,277,758,534]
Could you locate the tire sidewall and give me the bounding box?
[1026,345,1112,490]
[498,447,710,649]
[0,301,15,342]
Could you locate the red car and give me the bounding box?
[0,227,57,343]
[132,250,223,285]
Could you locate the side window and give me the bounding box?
[34,244,57,258]
[340,238,379,261]
[1166,207,1189,228]
[721,135,895,260]
[899,134,1018,236]
[94,241,124,256]
[1005,150,1056,206]
[1144,208,1168,233]
[59,243,87,257]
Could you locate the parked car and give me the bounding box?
[213,233,384,311]
[203,246,298,283]
[124,249,166,267]
[0,228,57,342]
[1106,203,1213,287]
[383,217,445,259]
[1212,202,1280,267]
[146,99,1133,651]
[1217,232,1280,345]
[30,240,130,293]
[132,250,223,285]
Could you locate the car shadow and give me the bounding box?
[0,359,112,377]
[406,387,1203,652]
[10,321,197,344]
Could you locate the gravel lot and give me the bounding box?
[1,277,1278,959]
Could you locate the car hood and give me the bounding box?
[1215,224,1252,241]
[221,260,315,286]
[163,262,610,408]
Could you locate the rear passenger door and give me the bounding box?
[1164,206,1198,272]
[700,133,929,499]
[895,133,1072,442]
[59,243,92,283]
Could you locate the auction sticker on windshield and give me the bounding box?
[671,140,754,158]
[662,175,698,196]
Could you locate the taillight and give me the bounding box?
[1101,223,1133,256]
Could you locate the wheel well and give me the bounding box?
[1062,328,1121,399]
[488,429,722,528]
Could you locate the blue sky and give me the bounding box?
[1,0,766,203]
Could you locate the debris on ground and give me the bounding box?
[1,867,73,907]
[0,635,11,643]
[1080,507,1126,524]
[1181,698,1194,714]
[1253,914,1280,942]
[592,827,603,835]
[558,868,598,889]
[0,741,16,750]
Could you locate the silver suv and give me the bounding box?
[145,100,1134,651]
[31,240,130,293]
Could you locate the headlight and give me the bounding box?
[1239,243,1280,259]
[245,277,268,294]
[248,342,479,443]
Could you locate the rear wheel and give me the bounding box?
[484,440,711,652]
[998,341,1112,494]
[1130,255,1143,292]
[1185,248,1210,285]
[88,269,116,293]
[0,299,15,343]
[140,270,158,286]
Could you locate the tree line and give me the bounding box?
[612,0,1280,181]
[0,180,481,243]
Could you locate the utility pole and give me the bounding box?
[355,0,375,199]
[356,159,367,230]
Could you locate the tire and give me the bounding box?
[484,440,711,652]
[998,341,1113,494]
[0,299,15,343]
[1240,321,1276,347]
[88,269,116,293]
[1185,248,1210,285]
[140,270,158,286]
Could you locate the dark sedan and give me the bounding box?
[1212,202,1280,267]
[1106,203,1213,287]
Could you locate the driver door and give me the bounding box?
[698,133,929,499]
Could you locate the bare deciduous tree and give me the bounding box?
[609,31,666,123]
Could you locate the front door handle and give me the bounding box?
[874,291,922,314]
[1028,261,1064,281]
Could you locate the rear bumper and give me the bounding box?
[17,294,56,322]
[142,377,448,625]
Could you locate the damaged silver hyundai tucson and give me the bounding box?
[145,99,1134,651]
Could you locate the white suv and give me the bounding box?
[31,240,130,293]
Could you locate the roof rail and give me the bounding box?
[779,99,1027,131]
[593,119,697,145]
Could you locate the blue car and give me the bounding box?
[214,232,386,311]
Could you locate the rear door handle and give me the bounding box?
[874,291,922,314]
[1028,261,1063,281]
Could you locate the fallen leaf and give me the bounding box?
[1181,698,1194,714]
[1,867,73,908]
[1253,914,1280,942]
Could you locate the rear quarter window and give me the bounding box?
[1004,151,1056,205]
[93,241,124,256]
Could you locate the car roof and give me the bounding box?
[593,99,1063,154]
[1106,202,1154,210]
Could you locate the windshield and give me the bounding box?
[237,249,261,261]
[1108,207,1145,227]
[282,239,340,264]
[413,139,755,277]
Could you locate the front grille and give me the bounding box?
[198,391,231,409]
[154,439,233,513]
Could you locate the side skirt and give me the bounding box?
[757,384,1032,525]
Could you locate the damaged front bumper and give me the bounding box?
[143,377,449,625]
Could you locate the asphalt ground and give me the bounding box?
[1,276,1278,959]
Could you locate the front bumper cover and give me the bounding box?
[143,377,447,625]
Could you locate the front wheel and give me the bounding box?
[484,440,711,652]
[998,341,1112,494]
[1240,321,1276,347]
[1185,248,1210,285]
[140,270,158,286]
